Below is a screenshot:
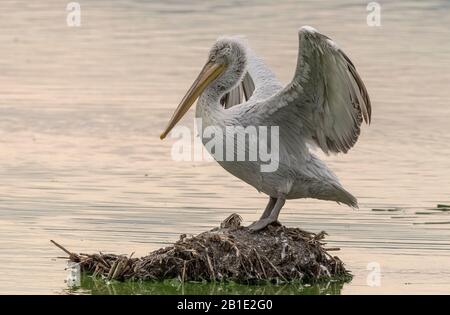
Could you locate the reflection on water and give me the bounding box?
[0,0,450,294]
[69,274,345,295]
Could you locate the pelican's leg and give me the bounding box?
[248,197,286,231]
[260,197,277,219]
[247,197,276,230]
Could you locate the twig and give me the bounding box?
[112,260,124,280]
[205,252,216,281]
[50,240,73,256]
[262,255,288,282]
[253,249,267,278]
[324,247,341,251]
[181,260,187,283]
[107,260,119,280]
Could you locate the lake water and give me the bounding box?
[0,0,449,294]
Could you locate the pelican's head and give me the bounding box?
[208,37,247,72]
[160,37,247,140]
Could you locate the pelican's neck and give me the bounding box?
[195,89,225,128]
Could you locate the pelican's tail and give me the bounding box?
[334,185,359,209]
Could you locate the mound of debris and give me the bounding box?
[52,214,351,284]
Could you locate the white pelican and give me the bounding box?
[160,26,371,231]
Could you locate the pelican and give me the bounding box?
[160,26,371,231]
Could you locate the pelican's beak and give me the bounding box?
[160,61,226,140]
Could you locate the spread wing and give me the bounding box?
[244,26,371,154]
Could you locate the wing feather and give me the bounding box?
[248,26,371,154]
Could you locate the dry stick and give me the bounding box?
[94,261,109,272]
[50,240,73,257]
[121,263,130,275]
[107,260,119,280]
[112,260,124,280]
[93,265,100,278]
[233,245,240,257]
[323,250,337,260]
[246,254,256,273]
[181,260,187,283]
[324,247,341,251]
[262,255,288,282]
[205,253,216,281]
[162,263,176,278]
[99,257,110,268]
[238,255,249,275]
[240,255,251,278]
[314,231,328,240]
[253,249,267,278]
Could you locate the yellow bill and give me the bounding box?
[160,61,226,140]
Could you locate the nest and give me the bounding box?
[52,214,351,284]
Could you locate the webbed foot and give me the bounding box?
[248,218,280,231]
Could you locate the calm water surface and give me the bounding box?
[0,0,449,294]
